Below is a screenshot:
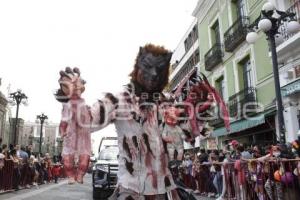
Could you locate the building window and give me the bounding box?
[243,58,253,88]
[211,21,221,45]
[237,56,253,90]
[216,76,225,99]
[192,25,198,41]
[231,0,246,21]
[184,40,188,52]
[170,50,199,91]
[184,25,198,52]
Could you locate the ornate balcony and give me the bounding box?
[204,43,223,71]
[278,0,300,43]
[228,87,257,119]
[224,17,250,52]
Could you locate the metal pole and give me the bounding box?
[268,32,286,144]
[13,102,20,145]
[39,120,43,156]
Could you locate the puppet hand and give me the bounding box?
[57,67,86,101]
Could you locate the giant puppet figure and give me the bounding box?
[55,44,229,199]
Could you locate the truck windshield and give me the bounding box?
[98,148,118,161]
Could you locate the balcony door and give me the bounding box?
[231,0,246,21]
[216,76,225,99]
[211,21,221,45]
[242,58,255,103]
[243,59,253,89]
[236,0,246,18]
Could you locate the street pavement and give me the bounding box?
[0,174,215,200]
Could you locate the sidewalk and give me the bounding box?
[0,179,66,195]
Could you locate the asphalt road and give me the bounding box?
[0,176,93,200]
[0,174,215,200]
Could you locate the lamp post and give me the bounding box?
[9,90,28,145]
[246,1,300,144]
[36,113,48,156]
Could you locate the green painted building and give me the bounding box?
[192,0,280,148]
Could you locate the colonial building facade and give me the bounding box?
[0,89,8,144]
[16,121,61,156]
[191,0,284,148]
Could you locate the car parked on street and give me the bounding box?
[92,137,119,200]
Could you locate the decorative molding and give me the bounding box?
[195,0,217,24]
[235,42,251,61]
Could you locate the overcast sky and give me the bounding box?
[0,0,198,152]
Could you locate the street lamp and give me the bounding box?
[36,113,48,156]
[9,90,28,145]
[246,1,300,144]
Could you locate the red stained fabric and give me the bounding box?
[151,170,158,189]
[201,76,230,132]
[145,152,152,170]
[160,153,167,175]
[59,121,68,137]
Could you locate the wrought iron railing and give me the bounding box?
[224,16,250,52]
[204,43,223,71]
[228,87,257,119]
[278,0,300,44]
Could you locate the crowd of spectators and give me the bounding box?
[2,137,300,199]
[170,138,300,200]
[0,141,64,193]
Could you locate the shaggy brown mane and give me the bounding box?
[142,44,170,56]
[129,44,171,92]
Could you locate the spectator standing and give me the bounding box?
[19,146,30,188]
[15,145,21,158]
[26,145,33,158]
[198,148,208,163]
[11,149,21,191]
[0,148,4,169]
[2,144,10,159]
[52,163,61,183]
[45,153,53,182]
[182,153,193,189]
[229,140,239,159]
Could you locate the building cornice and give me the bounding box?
[192,0,216,24]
